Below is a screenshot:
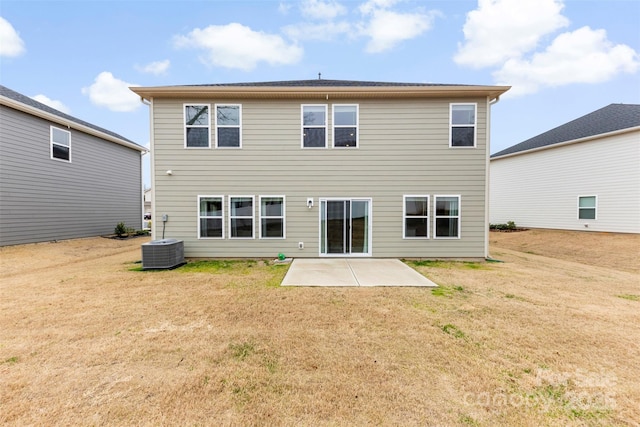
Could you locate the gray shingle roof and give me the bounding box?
[185,79,470,88]
[492,103,640,158]
[0,84,141,147]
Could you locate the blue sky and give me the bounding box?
[1,0,639,187]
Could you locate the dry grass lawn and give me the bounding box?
[1,229,638,426]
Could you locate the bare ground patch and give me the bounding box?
[490,228,640,274]
[1,231,638,426]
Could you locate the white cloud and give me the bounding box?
[173,23,303,71]
[283,21,351,42]
[278,2,293,14]
[81,72,141,112]
[31,95,71,114]
[300,0,347,20]
[283,0,436,52]
[0,17,26,57]
[495,26,640,97]
[454,0,639,96]
[360,8,435,53]
[135,59,170,75]
[454,0,569,68]
[359,0,401,15]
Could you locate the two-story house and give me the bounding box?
[491,103,640,233]
[131,79,509,258]
[0,85,147,246]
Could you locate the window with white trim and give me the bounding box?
[578,196,597,220]
[229,196,254,239]
[302,104,327,148]
[184,104,210,148]
[434,195,460,238]
[450,103,476,147]
[403,195,429,238]
[198,196,223,238]
[51,126,71,161]
[260,196,285,239]
[216,104,241,148]
[333,104,358,148]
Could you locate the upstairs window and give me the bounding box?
[51,126,71,162]
[198,196,223,238]
[404,195,429,238]
[434,195,461,238]
[578,196,597,220]
[302,105,327,148]
[184,104,210,148]
[450,104,476,147]
[216,104,241,148]
[333,105,358,148]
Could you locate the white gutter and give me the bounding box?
[491,125,640,161]
[0,94,148,153]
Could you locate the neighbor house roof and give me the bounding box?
[0,85,147,153]
[130,79,510,101]
[492,103,640,159]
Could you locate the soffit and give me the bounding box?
[130,85,511,101]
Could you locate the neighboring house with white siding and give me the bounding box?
[131,79,509,258]
[490,104,640,234]
[0,85,148,246]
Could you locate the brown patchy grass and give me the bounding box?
[1,231,638,426]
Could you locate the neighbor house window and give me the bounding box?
[216,104,241,148]
[260,196,285,239]
[302,105,327,148]
[198,196,223,238]
[333,105,358,148]
[404,195,429,238]
[450,103,476,147]
[434,195,460,238]
[229,196,254,239]
[184,104,210,148]
[51,126,71,161]
[578,196,597,220]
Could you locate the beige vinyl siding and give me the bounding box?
[490,130,640,233]
[152,97,489,258]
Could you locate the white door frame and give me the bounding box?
[318,197,372,257]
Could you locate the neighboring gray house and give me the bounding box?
[0,85,147,246]
[491,104,640,233]
[131,79,509,258]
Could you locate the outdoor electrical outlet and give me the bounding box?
[298,242,304,249]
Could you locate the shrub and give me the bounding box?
[490,221,517,231]
[114,222,127,237]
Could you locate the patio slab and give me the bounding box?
[281,258,437,287]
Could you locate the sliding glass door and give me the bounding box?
[320,199,371,256]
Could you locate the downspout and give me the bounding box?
[485,95,501,259]
[139,96,156,241]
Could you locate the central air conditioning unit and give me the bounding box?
[141,239,185,270]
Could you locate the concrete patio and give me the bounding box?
[281,258,438,287]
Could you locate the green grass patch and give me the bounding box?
[229,341,256,361]
[459,414,479,426]
[431,285,465,298]
[3,356,19,364]
[617,294,639,301]
[406,259,490,270]
[441,324,466,339]
[180,259,257,273]
[524,383,614,421]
